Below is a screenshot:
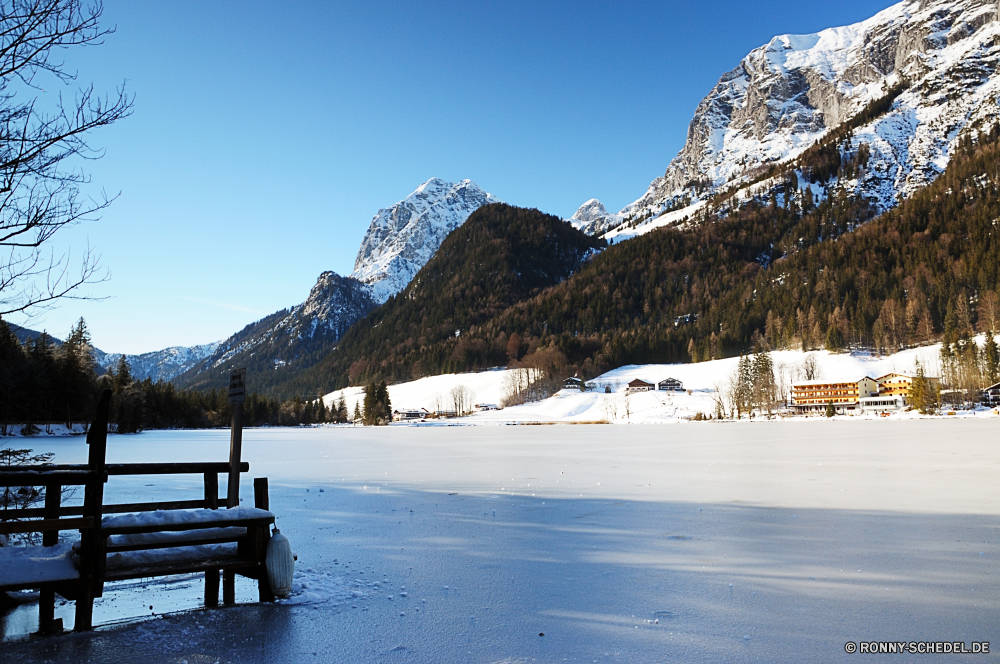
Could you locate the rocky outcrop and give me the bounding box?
[351,178,501,302]
[621,0,1000,227]
[566,199,621,236]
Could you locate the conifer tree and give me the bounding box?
[113,356,133,394]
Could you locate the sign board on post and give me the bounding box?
[227,368,247,508]
[228,368,246,404]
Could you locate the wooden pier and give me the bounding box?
[0,389,278,634]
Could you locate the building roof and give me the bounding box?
[791,377,876,387]
[628,378,654,386]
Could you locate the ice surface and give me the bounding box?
[3,423,998,662]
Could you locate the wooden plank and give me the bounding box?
[0,516,94,535]
[107,534,246,553]
[0,470,103,486]
[104,558,259,583]
[101,516,274,537]
[103,499,211,514]
[106,462,249,476]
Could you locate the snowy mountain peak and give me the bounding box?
[616,0,1000,237]
[350,178,502,302]
[572,199,609,222]
[566,199,621,236]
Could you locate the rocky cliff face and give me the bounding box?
[351,178,501,302]
[172,271,378,391]
[620,0,1000,231]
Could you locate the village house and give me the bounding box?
[626,378,655,393]
[982,382,1000,407]
[791,377,878,414]
[475,403,500,411]
[657,377,684,392]
[875,372,940,399]
[392,407,429,421]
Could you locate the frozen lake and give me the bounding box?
[4,421,1000,662]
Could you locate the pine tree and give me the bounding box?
[337,394,348,423]
[113,356,133,394]
[353,400,361,423]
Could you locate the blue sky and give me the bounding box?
[21,0,895,354]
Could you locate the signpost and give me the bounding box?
[227,368,247,508]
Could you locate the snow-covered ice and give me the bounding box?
[3,422,998,661]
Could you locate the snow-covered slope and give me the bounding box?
[350,178,501,303]
[615,0,1000,238]
[323,341,990,424]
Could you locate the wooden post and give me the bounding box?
[253,478,275,602]
[39,483,62,634]
[223,570,236,604]
[204,472,219,510]
[205,569,220,607]
[76,389,111,632]
[227,402,243,508]
[253,477,269,511]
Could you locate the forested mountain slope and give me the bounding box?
[273,203,605,396]
[306,125,1000,386]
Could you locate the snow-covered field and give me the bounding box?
[324,342,993,425]
[3,423,998,662]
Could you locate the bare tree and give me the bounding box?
[978,290,1000,334]
[450,385,472,416]
[710,380,728,419]
[801,353,820,381]
[603,392,618,422]
[0,0,132,318]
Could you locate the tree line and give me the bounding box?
[0,318,354,433]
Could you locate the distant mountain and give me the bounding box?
[172,271,378,394]
[95,343,221,382]
[7,323,219,382]
[350,178,501,302]
[566,199,621,236]
[272,203,606,395]
[614,0,1000,237]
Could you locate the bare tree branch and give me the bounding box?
[0,0,129,317]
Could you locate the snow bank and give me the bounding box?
[0,543,79,586]
[278,567,372,606]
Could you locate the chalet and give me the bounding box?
[434,409,458,418]
[563,377,584,390]
[875,373,941,401]
[982,382,1000,407]
[791,377,878,414]
[626,378,655,393]
[475,403,500,411]
[392,407,428,421]
[657,377,684,392]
